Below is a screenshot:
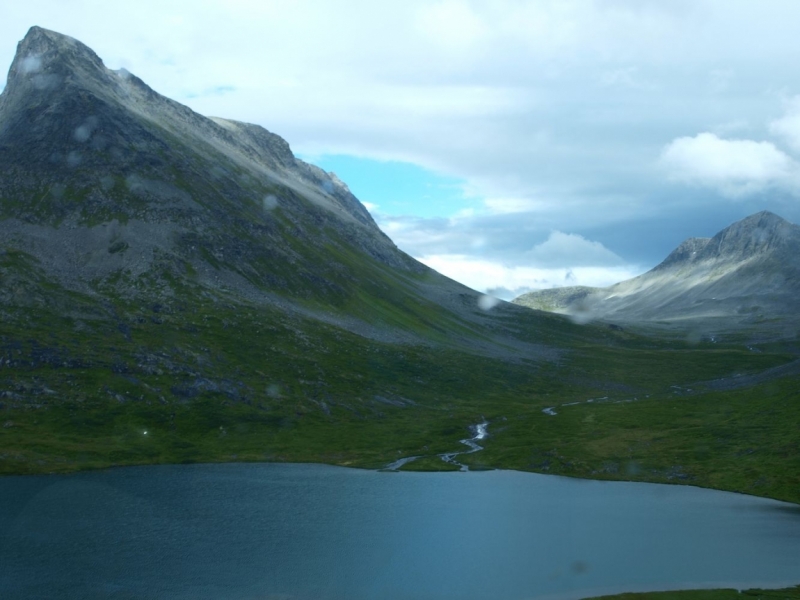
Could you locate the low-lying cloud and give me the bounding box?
[417,254,641,299]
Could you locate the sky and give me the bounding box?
[4,1,800,299]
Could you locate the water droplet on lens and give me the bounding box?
[571,560,589,574]
[66,151,82,168]
[262,195,279,211]
[50,183,66,199]
[19,55,41,74]
[478,294,500,311]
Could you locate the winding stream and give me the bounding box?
[384,421,489,471]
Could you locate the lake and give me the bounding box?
[1,463,799,599]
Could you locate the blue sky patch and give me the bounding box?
[302,154,478,219]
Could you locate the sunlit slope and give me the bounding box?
[514,211,800,337]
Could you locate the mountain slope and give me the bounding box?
[514,211,800,336]
[0,26,400,289]
[0,26,549,355]
[0,26,586,445]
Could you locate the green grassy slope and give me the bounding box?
[2,261,797,504]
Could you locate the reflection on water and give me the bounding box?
[1,463,799,600]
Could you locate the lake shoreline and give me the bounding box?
[582,583,800,600]
[2,456,799,508]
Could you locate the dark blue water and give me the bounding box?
[1,463,799,600]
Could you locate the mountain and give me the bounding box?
[513,211,800,336]
[0,27,403,303]
[0,26,542,353]
[0,26,579,470]
[2,28,797,503]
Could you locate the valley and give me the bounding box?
[0,27,797,510]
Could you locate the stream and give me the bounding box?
[384,421,489,471]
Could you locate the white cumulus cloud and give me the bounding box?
[417,254,641,299]
[659,132,796,197]
[525,231,623,268]
[361,201,378,212]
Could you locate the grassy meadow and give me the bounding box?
[1,282,797,505]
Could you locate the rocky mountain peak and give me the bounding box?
[0,26,133,146]
[716,210,790,239]
[3,26,106,96]
[704,210,796,261]
[650,211,797,272]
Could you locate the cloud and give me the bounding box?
[483,197,546,214]
[769,96,800,152]
[361,201,378,212]
[597,66,656,91]
[372,205,669,279]
[415,0,488,51]
[708,68,734,94]
[485,285,537,300]
[185,84,236,99]
[525,231,623,268]
[659,132,796,197]
[416,254,641,298]
[19,54,42,74]
[371,208,642,299]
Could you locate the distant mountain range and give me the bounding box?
[513,211,800,337]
